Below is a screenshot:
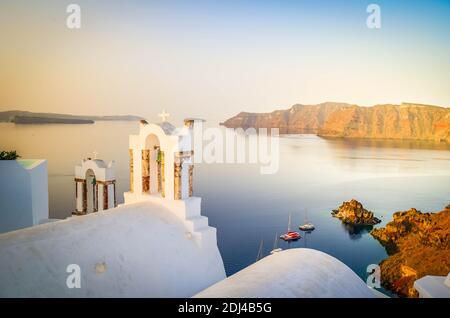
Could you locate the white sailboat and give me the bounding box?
[299,209,315,231]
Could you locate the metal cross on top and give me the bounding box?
[93,151,98,160]
[158,109,170,122]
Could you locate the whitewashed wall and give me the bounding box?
[0,160,48,234]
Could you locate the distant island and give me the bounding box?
[221,102,450,143]
[0,111,144,124]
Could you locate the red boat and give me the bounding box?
[279,213,301,241]
[280,231,301,241]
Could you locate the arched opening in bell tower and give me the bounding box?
[143,134,163,196]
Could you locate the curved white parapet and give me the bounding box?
[0,201,226,297]
[195,248,377,298]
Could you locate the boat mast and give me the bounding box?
[288,213,291,232]
[256,239,264,262]
[273,232,278,250]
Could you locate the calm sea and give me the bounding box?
[1,121,449,296]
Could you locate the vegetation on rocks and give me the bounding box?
[371,205,450,297]
[331,199,381,225]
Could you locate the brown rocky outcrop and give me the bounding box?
[222,102,352,134]
[331,199,381,225]
[371,206,450,297]
[222,102,450,143]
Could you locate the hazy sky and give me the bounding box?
[1,0,449,122]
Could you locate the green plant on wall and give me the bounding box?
[0,150,21,160]
[156,149,162,164]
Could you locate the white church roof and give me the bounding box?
[195,248,377,298]
[0,201,225,297]
[90,159,108,168]
[75,158,115,181]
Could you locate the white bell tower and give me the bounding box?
[123,117,213,246]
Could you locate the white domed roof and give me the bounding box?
[0,202,225,297]
[195,248,376,298]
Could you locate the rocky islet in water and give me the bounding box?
[331,199,381,225]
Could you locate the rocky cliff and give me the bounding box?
[331,199,381,225]
[371,205,450,297]
[222,102,450,142]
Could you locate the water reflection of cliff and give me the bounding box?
[341,223,373,240]
[321,137,450,151]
